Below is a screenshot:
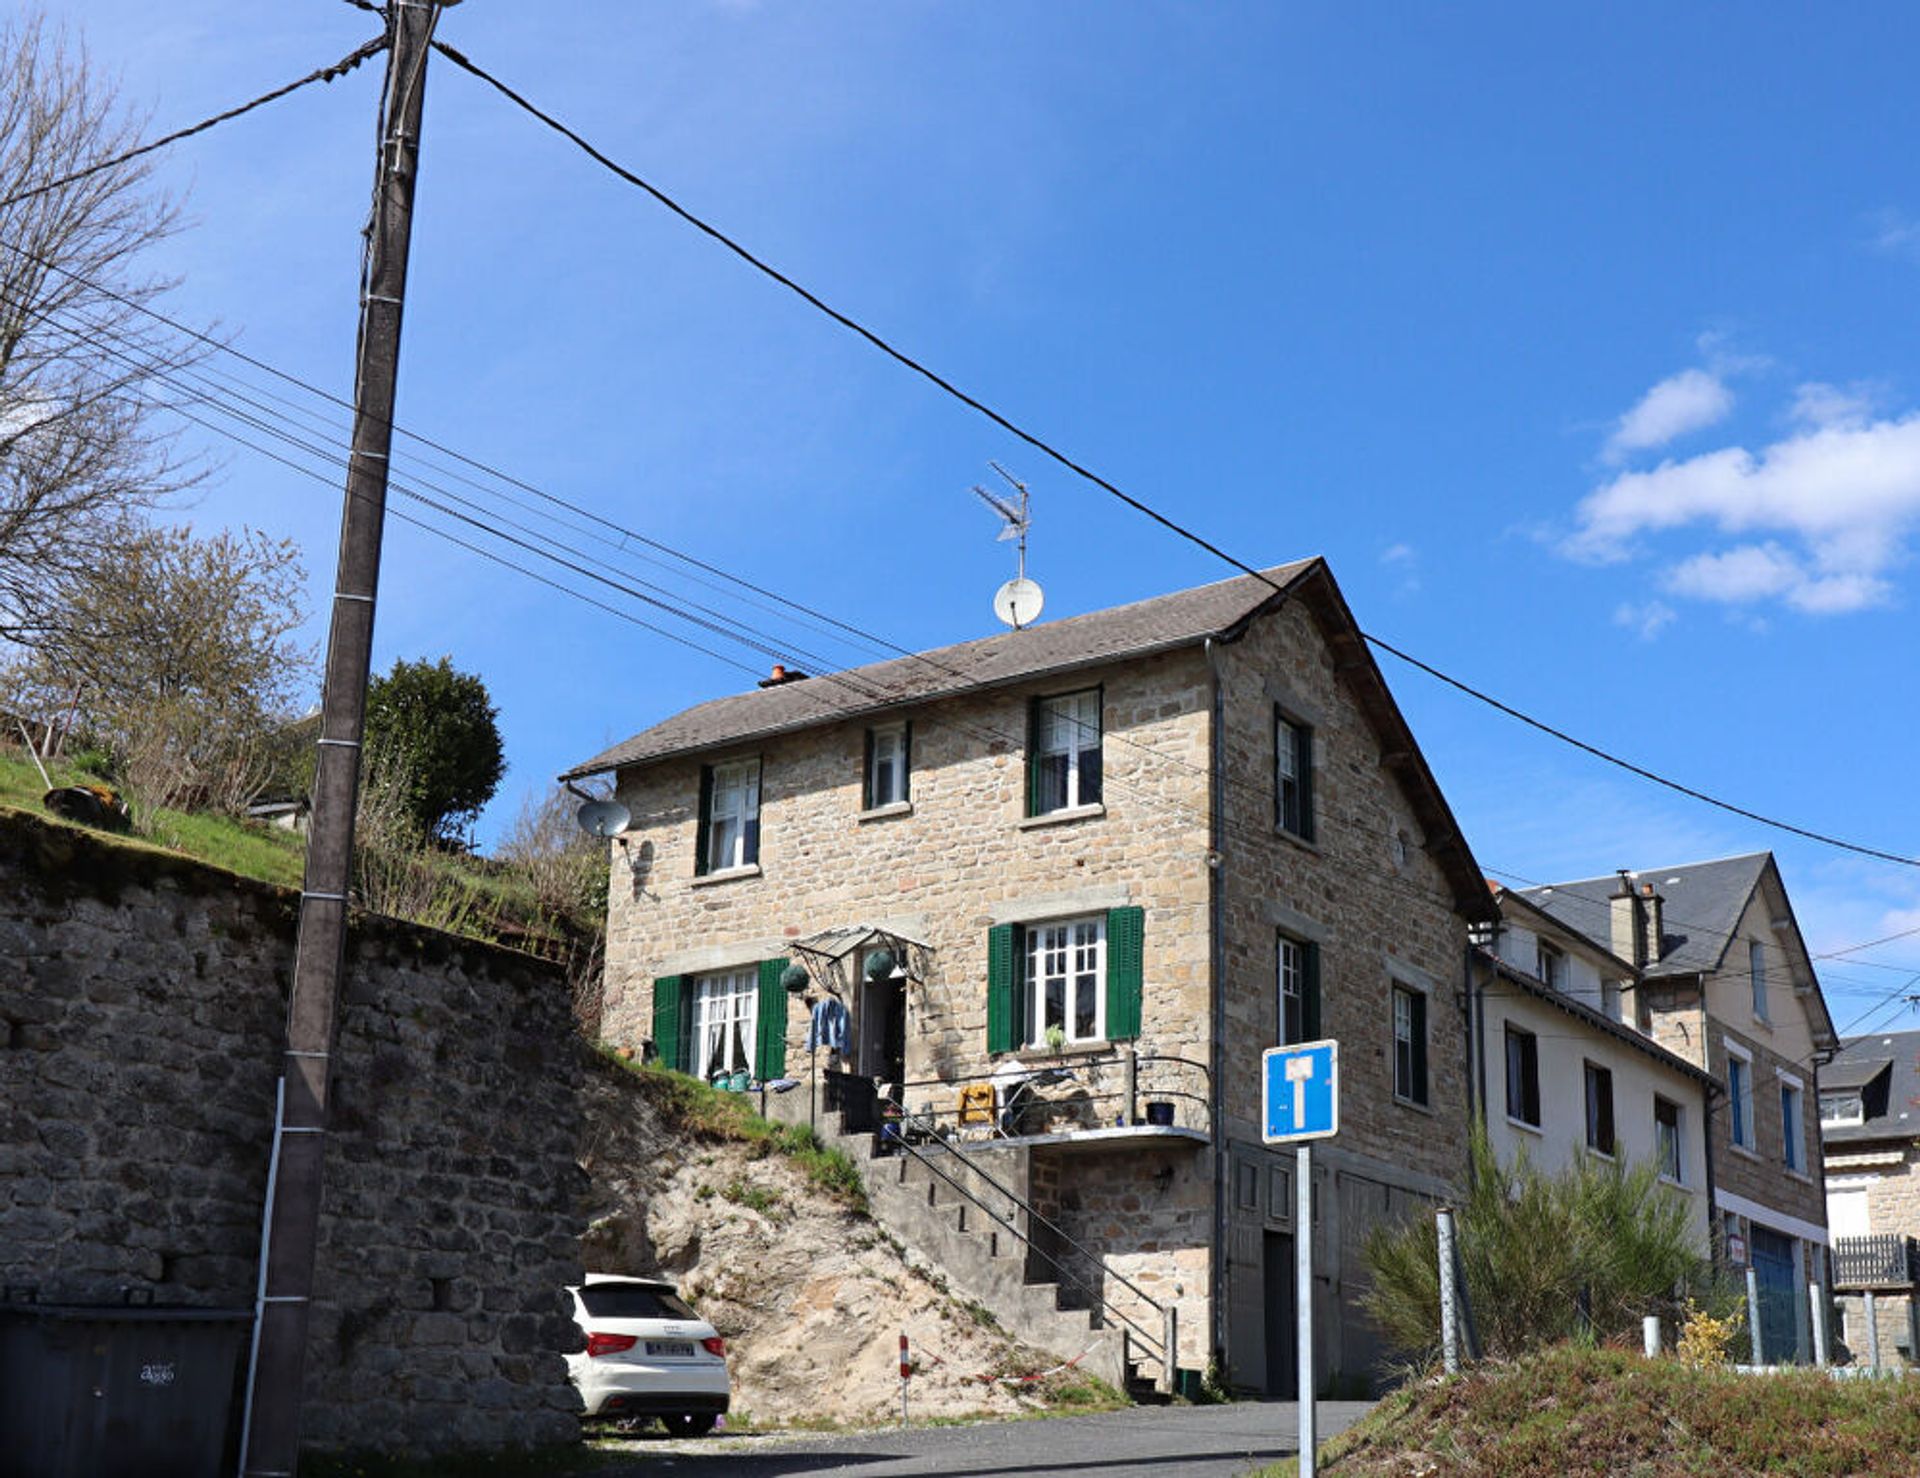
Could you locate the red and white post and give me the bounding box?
[899,1331,911,1427]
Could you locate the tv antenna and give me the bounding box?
[973,462,1044,629]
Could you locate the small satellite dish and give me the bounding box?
[994,577,1045,630]
[575,798,631,839]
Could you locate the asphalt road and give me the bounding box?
[589,1400,1374,1478]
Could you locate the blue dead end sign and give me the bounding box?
[1262,1040,1339,1144]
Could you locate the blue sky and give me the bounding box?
[57,2,1920,1032]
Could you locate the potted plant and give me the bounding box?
[1044,1024,1067,1055]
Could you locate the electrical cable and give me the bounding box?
[0,37,387,213]
[431,38,1920,873]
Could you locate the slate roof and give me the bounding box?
[1822,1029,1920,1146]
[1477,948,1715,1088]
[1517,853,1773,980]
[564,559,1317,778]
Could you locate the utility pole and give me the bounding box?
[240,4,446,1471]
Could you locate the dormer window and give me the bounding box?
[1820,1092,1864,1128]
[1535,940,1566,992]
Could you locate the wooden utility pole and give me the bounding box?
[240,4,445,1471]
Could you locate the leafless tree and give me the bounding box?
[0,10,205,652]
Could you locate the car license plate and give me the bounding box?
[646,1339,695,1357]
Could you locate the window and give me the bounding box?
[692,968,758,1079]
[1654,1096,1683,1183]
[1728,1049,1754,1149]
[1278,934,1321,1045]
[1749,940,1768,1022]
[864,722,910,809]
[1781,1080,1804,1171]
[1275,711,1314,839]
[1029,689,1102,815]
[698,757,760,874]
[1584,1062,1616,1155]
[1505,1024,1541,1127]
[1821,1092,1864,1127]
[1535,940,1565,992]
[1828,1185,1870,1239]
[1025,915,1107,1046]
[1392,985,1428,1106]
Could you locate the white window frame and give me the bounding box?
[1779,1071,1805,1172]
[1583,1060,1615,1156]
[705,758,761,873]
[867,722,909,809]
[1749,939,1768,1022]
[1025,914,1106,1047]
[692,967,758,1080]
[1727,1043,1755,1151]
[1505,1023,1542,1129]
[1391,982,1428,1107]
[1820,1091,1865,1128]
[1278,934,1306,1046]
[1033,690,1102,814]
[1654,1095,1684,1184]
[1535,940,1565,992]
[1274,710,1312,838]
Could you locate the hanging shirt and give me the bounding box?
[805,996,851,1054]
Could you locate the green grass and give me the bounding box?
[1250,1344,1920,1477]
[0,746,307,887]
[593,1049,870,1214]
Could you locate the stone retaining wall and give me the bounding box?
[0,807,583,1455]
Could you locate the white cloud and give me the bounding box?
[1604,368,1734,463]
[1612,600,1676,640]
[1380,542,1416,566]
[1565,403,1920,614]
[1790,381,1878,431]
[1870,209,1920,261]
[1380,541,1420,596]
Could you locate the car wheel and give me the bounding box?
[660,1413,717,1438]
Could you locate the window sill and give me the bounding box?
[1273,824,1321,856]
[1019,803,1106,831]
[1506,1115,1544,1137]
[1394,1093,1434,1116]
[1015,1038,1114,1061]
[1728,1142,1761,1162]
[858,801,914,823]
[1783,1166,1813,1184]
[1585,1145,1616,1162]
[690,864,762,888]
[1658,1173,1688,1190]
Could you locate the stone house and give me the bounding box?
[1516,854,1837,1362]
[1474,886,1715,1247]
[564,558,1496,1394]
[1820,1028,1920,1367]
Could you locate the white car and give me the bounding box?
[565,1274,731,1436]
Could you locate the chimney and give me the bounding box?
[1610,870,1644,970]
[757,663,811,688]
[1640,881,1664,967]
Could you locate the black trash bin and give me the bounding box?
[0,1304,253,1478]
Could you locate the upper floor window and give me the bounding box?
[1749,940,1768,1022]
[1583,1061,1615,1155]
[1505,1024,1541,1128]
[1821,1091,1864,1128]
[1029,689,1102,815]
[1392,984,1428,1107]
[1781,1079,1804,1171]
[985,907,1143,1054]
[864,722,911,809]
[1278,934,1321,1045]
[1535,940,1566,992]
[1275,711,1315,840]
[1728,1049,1754,1149]
[698,757,760,874]
[1654,1096,1683,1183]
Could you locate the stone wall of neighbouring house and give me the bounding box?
[0,807,582,1456]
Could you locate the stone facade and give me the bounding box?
[594,569,1488,1392]
[0,808,582,1456]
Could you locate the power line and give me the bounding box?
[432,39,1920,875]
[0,36,386,213]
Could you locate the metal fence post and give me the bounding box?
[1643,1315,1662,1358]
[1746,1265,1764,1365]
[1810,1281,1830,1367]
[1436,1207,1460,1376]
[1160,1303,1178,1396]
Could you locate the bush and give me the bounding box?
[1363,1126,1712,1365]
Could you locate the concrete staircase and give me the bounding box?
[815,1117,1161,1397]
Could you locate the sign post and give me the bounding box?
[1263,1041,1339,1478]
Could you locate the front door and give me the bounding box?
[860,977,907,1084]
[1750,1226,1799,1364]
[1263,1231,1297,1397]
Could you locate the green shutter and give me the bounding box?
[1302,941,1322,1041]
[988,924,1020,1053]
[1025,699,1044,817]
[1298,725,1316,843]
[693,765,714,875]
[652,975,685,1072]
[755,958,789,1079]
[1105,905,1145,1041]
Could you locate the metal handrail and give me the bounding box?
[880,1115,1168,1368]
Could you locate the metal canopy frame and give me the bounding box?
[787,922,933,997]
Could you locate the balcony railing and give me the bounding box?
[1832,1234,1917,1290]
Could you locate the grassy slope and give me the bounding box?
[1259,1345,1920,1477]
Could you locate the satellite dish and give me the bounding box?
[994,577,1045,630]
[575,798,631,839]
